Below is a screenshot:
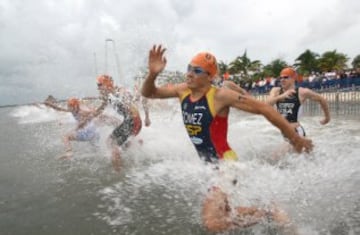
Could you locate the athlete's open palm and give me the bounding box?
[149,45,167,75]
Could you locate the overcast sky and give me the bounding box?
[1,0,359,106]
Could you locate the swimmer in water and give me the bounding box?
[267,67,330,160]
[93,75,151,172]
[141,44,313,234]
[44,97,118,159]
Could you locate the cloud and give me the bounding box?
[299,0,360,57]
[0,0,359,105]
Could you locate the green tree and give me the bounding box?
[351,55,360,69]
[318,50,349,72]
[294,49,320,75]
[218,60,229,75]
[262,59,288,77]
[228,51,261,80]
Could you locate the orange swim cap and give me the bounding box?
[190,52,218,78]
[67,98,80,108]
[96,74,114,89]
[280,67,297,79]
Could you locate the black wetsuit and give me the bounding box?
[276,87,301,123]
[107,92,142,146]
[276,87,306,136]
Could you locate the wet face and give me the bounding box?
[97,82,104,91]
[97,83,111,95]
[185,64,211,88]
[279,75,295,89]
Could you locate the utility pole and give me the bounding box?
[93,52,98,77]
[105,38,121,84]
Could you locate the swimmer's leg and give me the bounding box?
[58,132,76,160]
[107,136,121,172]
[201,187,234,232]
[233,206,268,228]
[202,187,282,234]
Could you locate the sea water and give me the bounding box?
[1,102,359,235]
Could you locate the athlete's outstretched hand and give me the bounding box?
[319,116,330,125]
[148,45,167,76]
[291,136,313,153]
[281,89,296,99]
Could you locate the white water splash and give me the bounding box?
[94,108,360,234]
[10,104,73,124]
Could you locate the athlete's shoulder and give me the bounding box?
[269,86,281,96]
[222,80,236,87]
[271,86,281,92]
[298,86,311,92]
[214,86,238,103]
[299,86,321,99]
[217,85,240,95]
[298,86,313,96]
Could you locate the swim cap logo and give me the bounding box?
[190,52,218,77]
[205,53,212,61]
[205,53,215,65]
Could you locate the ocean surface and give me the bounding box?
[1,102,359,235]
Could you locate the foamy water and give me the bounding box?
[3,103,360,235]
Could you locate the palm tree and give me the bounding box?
[318,50,349,72]
[217,60,229,75]
[228,51,261,80]
[351,55,360,69]
[262,59,288,77]
[294,49,320,75]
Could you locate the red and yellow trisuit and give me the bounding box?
[180,86,238,163]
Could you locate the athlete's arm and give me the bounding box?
[219,89,313,153]
[301,88,330,125]
[266,87,280,105]
[142,44,179,99]
[44,101,69,112]
[92,94,109,117]
[266,87,295,106]
[76,95,108,130]
[223,80,248,95]
[141,97,151,126]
